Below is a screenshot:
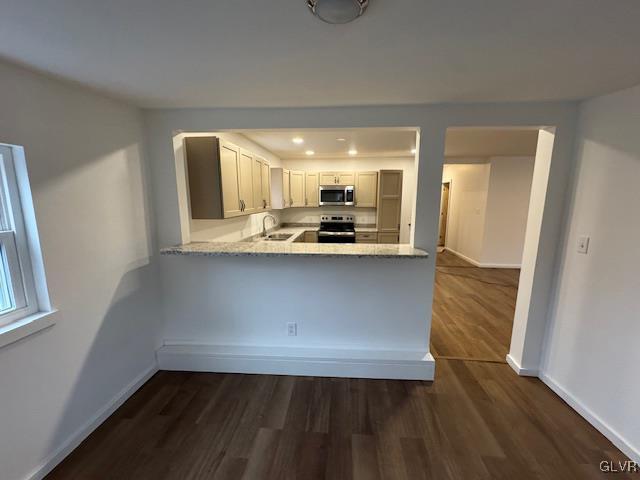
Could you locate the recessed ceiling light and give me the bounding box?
[348,149,358,156]
[292,137,304,144]
[305,150,315,156]
[411,148,417,154]
[336,138,346,142]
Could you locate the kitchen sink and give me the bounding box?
[263,233,293,241]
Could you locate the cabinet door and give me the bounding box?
[239,149,255,214]
[338,172,355,185]
[355,172,378,207]
[282,169,291,208]
[319,172,337,185]
[261,161,271,209]
[252,156,264,210]
[290,170,305,207]
[219,141,243,218]
[377,170,403,239]
[377,232,399,244]
[304,172,319,207]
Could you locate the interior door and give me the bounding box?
[219,141,243,218]
[439,182,450,246]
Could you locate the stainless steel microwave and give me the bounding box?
[319,185,355,206]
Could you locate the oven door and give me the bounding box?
[319,186,345,206]
[318,231,356,243]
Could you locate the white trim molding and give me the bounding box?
[541,373,640,464]
[444,247,521,269]
[157,344,435,381]
[0,310,57,349]
[506,353,538,377]
[26,363,158,480]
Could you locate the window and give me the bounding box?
[0,145,39,327]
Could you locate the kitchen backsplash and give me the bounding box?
[281,207,376,225]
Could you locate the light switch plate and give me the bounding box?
[577,235,590,254]
[287,322,297,336]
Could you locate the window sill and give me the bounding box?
[0,310,57,349]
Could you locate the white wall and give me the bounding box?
[282,156,416,242]
[174,132,283,243]
[482,156,535,266]
[145,101,577,391]
[0,61,161,480]
[442,157,534,267]
[540,85,640,461]
[442,163,491,262]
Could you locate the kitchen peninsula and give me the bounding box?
[158,128,434,381]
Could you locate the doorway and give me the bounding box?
[431,127,544,365]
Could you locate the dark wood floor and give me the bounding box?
[47,364,630,480]
[431,251,520,362]
[46,252,630,479]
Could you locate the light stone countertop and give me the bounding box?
[161,241,428,259]
[161,225,426,258]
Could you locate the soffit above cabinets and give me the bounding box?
[240,128,418,159]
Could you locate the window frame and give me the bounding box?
[0,145,39,327]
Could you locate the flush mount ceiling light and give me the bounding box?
[307,0,369,24]
[348,149,358,156]
[292,137,304,144]
[305,150,315,156]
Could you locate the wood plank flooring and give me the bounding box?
[46,251,631,479]
[47,364,630,479]
[431,251,520,362]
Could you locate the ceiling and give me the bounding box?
[239,127,538,159]
[445,128,539,158]
[241,129,417,159]
[2,1,640,108]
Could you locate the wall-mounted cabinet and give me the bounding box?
[376,170,403,244]
[290,170,305,207]
[271,167,290,209]
[305,173,319,207]
[319,172,355,185]
[184,137,271,219]
[252,155,271,210]
[355,171,378,208]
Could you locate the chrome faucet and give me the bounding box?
[262,214,277,237]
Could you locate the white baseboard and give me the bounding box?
[157,344,435,381]
[444,247,521,269]
[540,373,640,463]
[505,353,538,376]
[26,363,158,480]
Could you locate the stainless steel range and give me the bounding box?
[318,215,356,243]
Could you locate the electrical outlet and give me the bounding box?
[577,235,590,254]
[287,322,297,336]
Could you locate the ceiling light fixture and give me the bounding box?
[307,0,369,24]
[305,150,315,156]
[411,148,417,154]
[292,137,304,144]
[336,138,346,142]
[348,149,358,156]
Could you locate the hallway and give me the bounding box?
[431,251,520,363]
